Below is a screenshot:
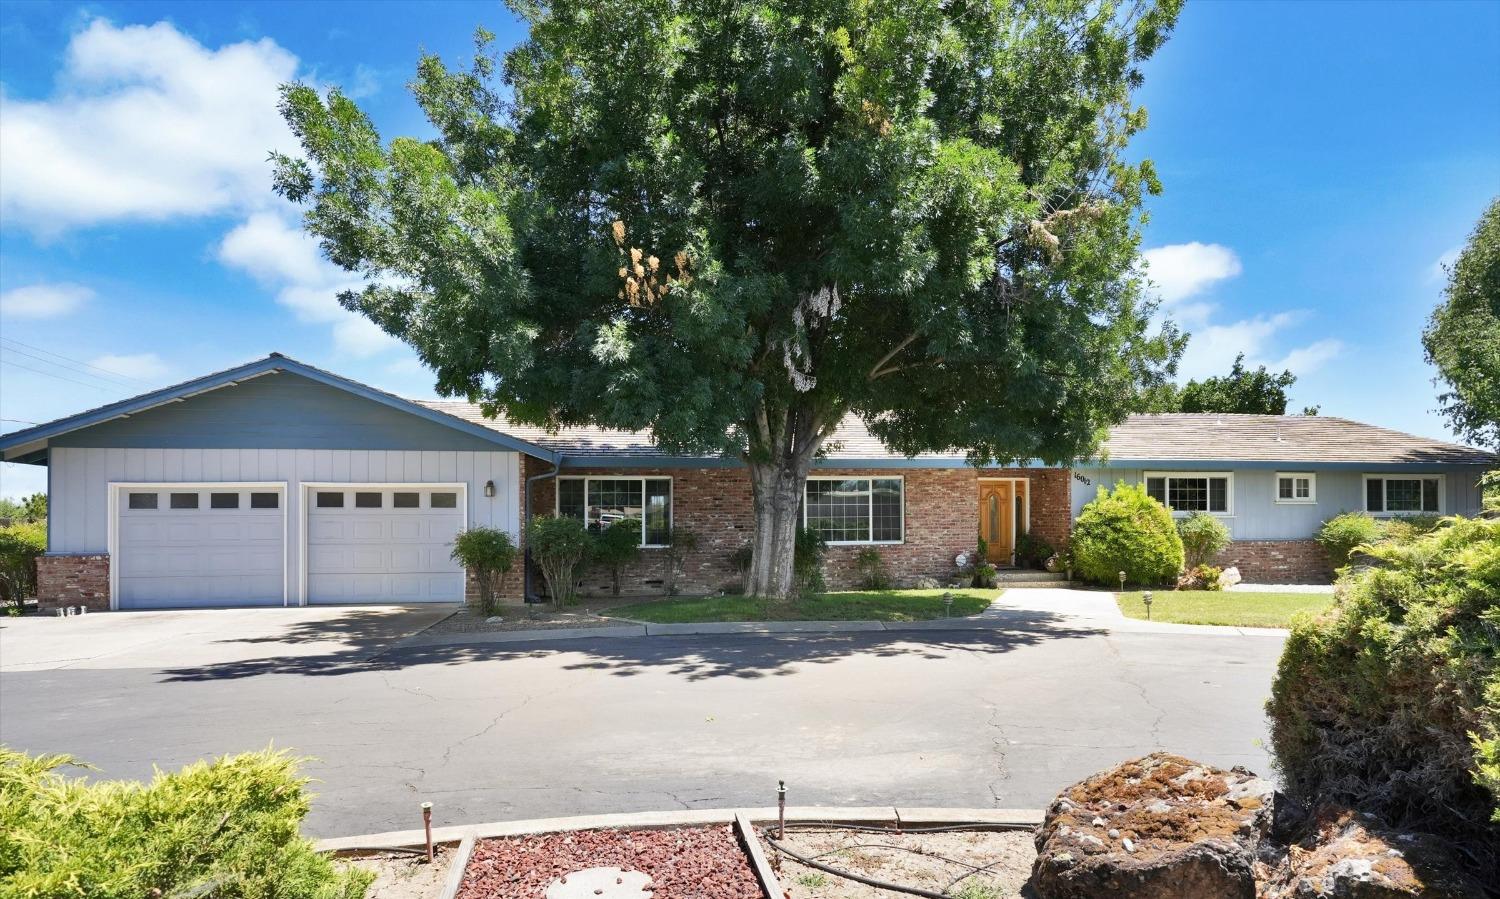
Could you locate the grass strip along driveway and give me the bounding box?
[1116,590,1334,628]
[609,589,994,623]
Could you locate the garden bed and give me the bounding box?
[458,826,763,898]
[771,827,1035,899]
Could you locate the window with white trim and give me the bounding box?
[556,476,672,546]
[803,477,904,544]
[1275,473,1316,504]
[1364,475,1441,514]
[1144,472,1232,515]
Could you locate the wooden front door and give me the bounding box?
[979,481,1014,564]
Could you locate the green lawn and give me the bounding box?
[1116,590,1334,628]
[608,589,995,623]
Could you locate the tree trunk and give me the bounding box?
[746,452,818,599]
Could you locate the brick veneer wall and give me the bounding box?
[525,464,1072,598]
[36,553,110,613]
[1214,539,1332,585]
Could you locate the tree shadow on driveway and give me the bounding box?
[156,611,1103,684]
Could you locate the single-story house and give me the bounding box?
[2,353,1492,611]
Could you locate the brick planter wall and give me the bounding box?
[525,465,1072,598]
[1214,539,1332,585]
[36,554,110,613]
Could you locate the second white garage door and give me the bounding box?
[306,486,465,604]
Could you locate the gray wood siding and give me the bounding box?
[48,447,520,603]
[50,371,508,451]
[1070,465,1488,540]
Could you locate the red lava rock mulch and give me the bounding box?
[457,826,764,899]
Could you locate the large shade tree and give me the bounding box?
[1424,197,1500,451]
[274,0,1185,598]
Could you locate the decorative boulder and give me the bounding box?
[1220,566,1243,588]
[1031,753,1276,899]
[1259,806,1483,899]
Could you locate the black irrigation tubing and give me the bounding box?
[763,832,955,899]
[783,821,1036,835]
[803,842,993,877]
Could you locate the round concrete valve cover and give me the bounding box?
[544,867,652,899]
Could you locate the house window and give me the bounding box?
[211,492,240,509]
[1275,473,1315,504]
[1365,475,1441,515]
[170,492,199,510]
[556,477,672,546]
[803,477,904,544]
[250,492,279,509]
[128,492,158,510]
[1144,472,1232,515]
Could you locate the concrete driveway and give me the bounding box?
[0,604,457,672]
[0,600,1285,839]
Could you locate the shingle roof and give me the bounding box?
[416,404,1496,467]
[1101,414,1495,466]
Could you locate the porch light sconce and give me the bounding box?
[483,480,496,498]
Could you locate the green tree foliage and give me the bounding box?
[660,527,698,596]
[1176,511,1230,569]
[1424,197,1500,450]
[0,521,45,612]
[1138,354,1307,415]
[1070,482,1183,586]
[593,520,643,596]
[273,0,1185,598]
[0,493,46,523]
[449,526,518,615]
[1315,511,1383,570]
[0,746,371,899]
[527,515,592,606]
[1267,517,1500,878]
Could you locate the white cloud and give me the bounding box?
[1141,242,1242,304]
[1271,338,1344,377]
[218,212,398,357]
[0,19,300,233]
[89,352,169,381]
[0,282,93,318]
[1175,311,1345,382]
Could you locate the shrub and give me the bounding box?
[449,526,517,616]
[1177,512,1230,569]
[793,526,827,598]
[1267,517,1500,878]
[1070,482,1184,587]
[0,521,45,613]
[592,520,642,597]
[661,527,697,596]
[728,544,753,594]
[528,515,592,607]
[1315,511,1383,569]
[1379,513,1444,544]
[1014,532,1055,570]
[853,547,892,590]
[0,746,371,899]
[973,563,998,588]
[1175,564,1223,591]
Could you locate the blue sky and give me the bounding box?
[1,0,1497,499]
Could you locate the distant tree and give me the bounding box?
[0,493,46,523]
[1176,354,1297,415]
[275,0,1185,598]
[1424,198,1500,450]
[1301,405,1320,416]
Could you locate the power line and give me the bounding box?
[0,344,139,390]
[0,337,151,386]
[0,418,39,425]
[1,359,116,392]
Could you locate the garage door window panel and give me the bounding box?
[316,491,345,508]
[430,492,458,509]
[170,493,199,510]
[211,493,239,509]
[128,492,158,510]
[250,492,279,509]
[355,492,383,508]
[393,492,420,509]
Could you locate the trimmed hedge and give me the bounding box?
[1315,511,1382,569]
[1267,517,1500,876]
[1070,482,1184,587]
[0,746,371,898]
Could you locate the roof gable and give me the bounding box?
[0,355,558,463]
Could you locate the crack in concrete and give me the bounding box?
[1102,633,1166,748]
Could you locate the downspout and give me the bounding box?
[523,454,561,603]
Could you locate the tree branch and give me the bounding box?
[867,333,920,381]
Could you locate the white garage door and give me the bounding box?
[306,486,464,604]
[116,486,285,609]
